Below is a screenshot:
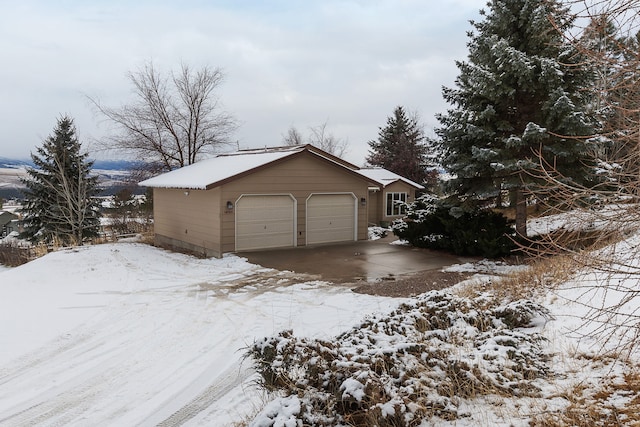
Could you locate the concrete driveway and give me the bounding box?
[240,235,472,284]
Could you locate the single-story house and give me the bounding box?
[139,144,423,257]
[0,211,19,238]
[356,168,424,226]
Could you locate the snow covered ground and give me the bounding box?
[2,217,639,425]
[0,243,401,426]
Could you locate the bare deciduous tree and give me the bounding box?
[533,0,640,248]
[90,63,237,172]
[530,0,640,356]
[282,126,304,146]
[282,121,349,157]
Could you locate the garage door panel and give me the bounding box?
[237,219,292,235]
[237,208,292,222]
[236,195,295,251]
[307,194,356,245]
[307,215,353,231]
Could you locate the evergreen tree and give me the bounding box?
[367,106,434,185]
[140,187,154,219]
[435,0,594,237]
[109,188,135,233]
[20,116,102,245]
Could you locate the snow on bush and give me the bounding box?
[248,290,552,425]
[367,226,389,240]
[250,396,302,427]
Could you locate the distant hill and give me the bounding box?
[0,157,31,169]
[0,157,139,171]
[0,157,144,199]
[92,160,141,171]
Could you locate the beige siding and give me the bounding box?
[220,152,369,252]
[153,187,222,257]
[368,190,381,225]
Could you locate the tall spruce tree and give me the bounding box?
[20,116,101,245]
[435,0,594,237]
[367,106,434,185]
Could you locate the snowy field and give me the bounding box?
[0,243,401,426]
[2,221,639,425]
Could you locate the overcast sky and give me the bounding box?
[0,0,483,165]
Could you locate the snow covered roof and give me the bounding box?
[138,145,367,190]
[356,168,424,190]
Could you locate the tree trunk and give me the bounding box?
[496,188,503,209]
[509,189,517,208]
[514,188,527,238]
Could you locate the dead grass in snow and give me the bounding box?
[530,363,640,426]
[455,253,578,302]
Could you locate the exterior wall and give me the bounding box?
[153,187,222,257]
[380,181,418,225]
[367,189,381,225]
[219,152,370,253]
[0,212,19,238]
[5,220,21,236]
[0,212,18,227]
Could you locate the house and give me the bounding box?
[139,145,424,257]
[357,168,424,226]
[0,211,19,238]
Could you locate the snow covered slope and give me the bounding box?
[0,243,401,426]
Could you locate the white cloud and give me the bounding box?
[0,0,482,163]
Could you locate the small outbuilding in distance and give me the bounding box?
[140,145,424,257]
[0,210,20,238]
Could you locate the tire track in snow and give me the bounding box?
[155,361,253,427]
[0,331,93,387]
[0,271,271,426]
[0,362,125,427]
[0,288,209,425]
[0,250,363,426]
[0,303,164,426]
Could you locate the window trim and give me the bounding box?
[385,192,407,216]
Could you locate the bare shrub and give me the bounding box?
[0,241,32,266]
[0,238,51,266]
[248,291,551,425]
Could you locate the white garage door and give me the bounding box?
[236,195,295,251]
[307,194,356,245]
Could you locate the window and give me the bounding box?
[386,192,407,216]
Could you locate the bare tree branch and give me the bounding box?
[531,0,640,355]
[282,126,305,146]
[89,62,237,172]
[281,121,349,157]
